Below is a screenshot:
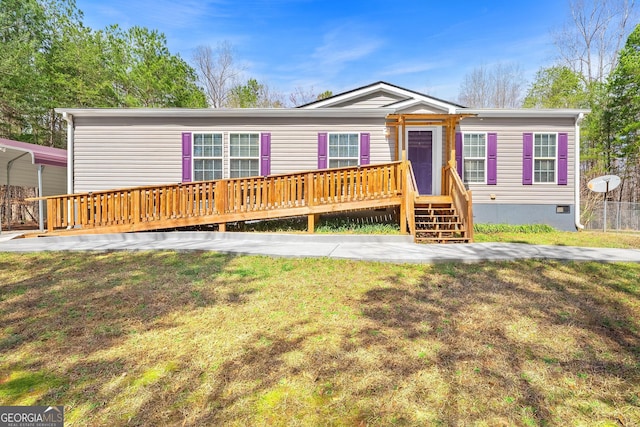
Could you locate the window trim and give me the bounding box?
[228,131,261,178]
[327,132,361,168]
[192,132,223,181]
[461,132,487,184]
[533,132,558,184]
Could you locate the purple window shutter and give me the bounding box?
[455,132,463,178]
[558,133,568,185]
[360,133,370,165]
[522,133,533,185]
[182,132,192,182]
[318,133,328,169]
[487,133,497,185]
[260,133,271,176]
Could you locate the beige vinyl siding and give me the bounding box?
[1,156,39,187]
[73,116,391,193]
[330,93,406,109]
[42,166,67,196]
[460,117,575,205]
[0,156,66,196]
[397,104,449,114]
[74,122,182,192]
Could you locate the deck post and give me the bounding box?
[466,190,474,242]
[218,222,226,232]
[47,199,54,232]
[399,163,407,234]
[394,124,399,161]
[132,190,140,224]
[307,213,319,233]
[305,172,315,207]
[214,181,228,214]
[448,117,456,170]
[400,116,406,161]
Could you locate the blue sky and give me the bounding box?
[75,0,570,103]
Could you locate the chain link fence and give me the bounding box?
[582,201,640,231]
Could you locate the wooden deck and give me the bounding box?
[34,161,474,243]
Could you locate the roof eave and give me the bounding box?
[0,138,67,167]
[54,107,394,119]
[458,108,591,118]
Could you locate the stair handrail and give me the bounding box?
[443,161,474,242]
[403,161,417,237]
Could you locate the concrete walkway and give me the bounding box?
[0,231,639,264]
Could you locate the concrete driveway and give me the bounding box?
[1,231,639,264]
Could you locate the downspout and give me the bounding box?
[62,112,74,194]
[37,164,44,232]
[575,113,585,230]
[62,112,74,229]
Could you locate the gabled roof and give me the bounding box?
[298,81,465,112]
[0,138,67,167]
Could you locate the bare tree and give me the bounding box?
[288,86,318,107]
[458,63,525,108]
[192,41,243,108]
[458,66,492,108]
[258,83,285,108]
[553,0,637,84]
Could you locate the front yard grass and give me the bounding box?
[1,252,639,425]
[474,226,640,248]
[226,216,640,249]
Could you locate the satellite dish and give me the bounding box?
[587,175,621,193]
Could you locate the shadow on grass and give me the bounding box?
[1,254,639,425]
[0,252,250,399]
[354,261,640,425]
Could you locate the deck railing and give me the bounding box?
[402,161,418,236]
[42,162,406,234]
[442,162,474,241]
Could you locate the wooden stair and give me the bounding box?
[413,196,471,243]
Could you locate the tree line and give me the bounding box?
[0,0,332,148]
[1,0,206,147]
[1,0,638,208]
[458,0,638,206]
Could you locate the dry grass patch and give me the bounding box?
[0,252,639,425]
[475,228,640,248]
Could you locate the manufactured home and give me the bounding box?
[49,82,588,240]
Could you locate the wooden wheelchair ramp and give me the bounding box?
[39,162,408,236]
[36,161,474,243]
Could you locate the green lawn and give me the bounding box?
[227,216,640,249]
[1,252,639,425]
[474,228,640,248]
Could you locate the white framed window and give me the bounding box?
[534,133,556,183]
[463,133,486,183]
[230,133,260,178]
[328,133,359,168]
[193,133,223,181]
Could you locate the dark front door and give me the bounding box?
[408,130,433,194]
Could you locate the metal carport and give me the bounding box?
[0,138,67,232]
